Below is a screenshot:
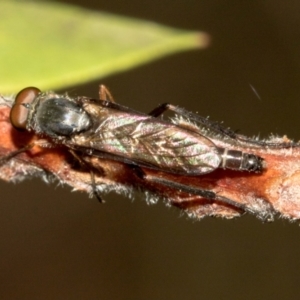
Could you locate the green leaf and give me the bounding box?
[0,0,209,93]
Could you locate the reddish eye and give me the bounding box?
[10,87,40,130]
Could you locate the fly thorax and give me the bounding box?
[34,98,92,138]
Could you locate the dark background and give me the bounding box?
[1,0,300,299]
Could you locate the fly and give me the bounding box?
[3,85,265,215]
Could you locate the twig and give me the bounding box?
[0,102,300,222]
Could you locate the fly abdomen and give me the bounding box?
[218,148,264,172]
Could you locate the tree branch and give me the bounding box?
[0,104,299,221]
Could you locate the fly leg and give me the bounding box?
[148,103,206,121]
[115,163,267,218]
[69,150,104,203]
[99,85,115,102]
[148,103,295,148]
[142,174,274,221]
[148,103,175,117]
[0,143,35,166]
[145,174,247,211]
[0,139,54,166]
[148,103,237,138]
[124,163,253,215]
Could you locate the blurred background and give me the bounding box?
[1,0,300,299]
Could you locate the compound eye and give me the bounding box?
[10,87,40,130]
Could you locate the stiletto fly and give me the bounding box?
[4,85,264,214]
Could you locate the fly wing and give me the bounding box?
[72,111,221,175]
